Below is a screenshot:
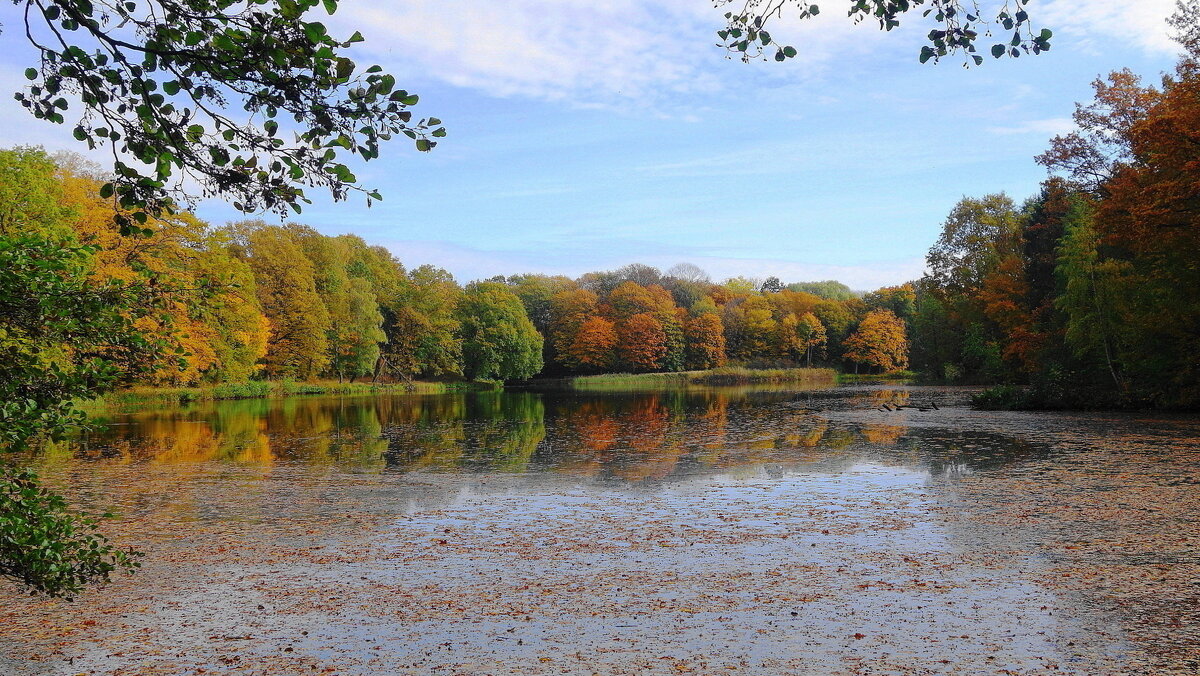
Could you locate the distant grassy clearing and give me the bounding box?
[565,367,837,391]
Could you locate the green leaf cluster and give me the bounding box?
[13,0,443,233]
[719,0,1051,67]
[0,468,141,599]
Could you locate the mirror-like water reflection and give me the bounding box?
[53,387,1065,480]
[3,385,1199,675]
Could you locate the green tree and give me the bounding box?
[8,0,443,229]
[909,280,961,381]
[232,223,330,379]
[813,299,854,361]
[1,467,141,599]
[1055,199,1127,389]
[503,274,577,373]
[925,194,1022,298]
[0,147,75,240]
[0,237,164,448]
[335,236,411,381]
[193,236,270,383]
[0,237,153,596]
[331,278,385,381]
[864,284,917,323]
[456,282,543,381]
[391,264,463,378]
[788,280,857,301]
[286,226,385,381]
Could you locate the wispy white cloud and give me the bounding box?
[1039,0,1180,55]
[331,0,863,112]
[328,0,1184,115]
[986,117,1074,136]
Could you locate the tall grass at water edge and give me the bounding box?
[566,367,837,391]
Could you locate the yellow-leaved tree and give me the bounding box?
[843,309,908,374]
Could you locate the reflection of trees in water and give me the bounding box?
[899,429,1043,477]
[463,393,546,472]
[381,393,546,473]
[67,396,396,469]
[862,423,905,445]
[535,391,873,482]
[68,399,275,465]
[52,387,1054,484]
[610,396,683,482]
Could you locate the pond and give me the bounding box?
[1,384,1198,674]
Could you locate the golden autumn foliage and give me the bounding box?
[797,312,827,367]
[236,224,331,380]
[607,281,657,320]
[550,288,600,368]
[56,158,269,385]
[843,309,909,373]
[8,149,906,391]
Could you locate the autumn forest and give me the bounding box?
[8,10,1200,411]
[9,15,1200,412]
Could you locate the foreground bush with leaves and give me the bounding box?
[0,232,161,597]
[0,468,141,599]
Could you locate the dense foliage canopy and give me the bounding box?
[911,3,1200,406]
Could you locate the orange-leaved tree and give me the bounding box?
[550,288,600,369]
[567,316,619,372]
[617,313,667,372]
[684,313,726,370]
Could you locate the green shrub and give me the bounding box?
[0,468,140,599]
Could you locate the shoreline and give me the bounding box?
[82,379,494,410]
[94,367,844,407]
[516,366,838,391]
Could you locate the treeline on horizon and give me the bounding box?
[1,146,910,387]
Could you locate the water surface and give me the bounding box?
[2,385,1197,674]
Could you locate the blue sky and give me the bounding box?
[0,1,1184,288]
